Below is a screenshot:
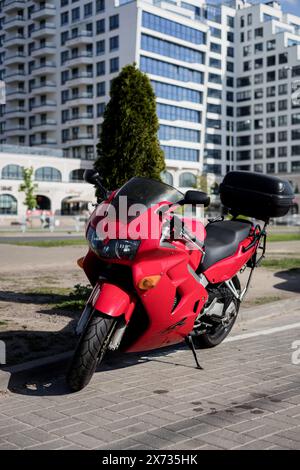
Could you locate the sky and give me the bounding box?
[280,0,300,16]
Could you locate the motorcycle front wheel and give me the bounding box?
[67,312,117,392]
[192,276,241,349]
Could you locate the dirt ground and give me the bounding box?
[0,243,299,365]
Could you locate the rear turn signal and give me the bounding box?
[77,257,84,269]
[137,275,161,291]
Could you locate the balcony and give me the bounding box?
[5,107,26,117]
[31,23,56,39]
[6,125,27,135]
[4,34,25,46]
[30,119,56,131]
[3,15,25,30]
[30,101,56,112]
[4,52,26,65]
[3,0,25,13]
[65,73,94,86]
[63,53,93,67]
[29,81,56,95]
[31,43,56,57]
[63,113,94,126]
[31,139,57,146]
[63,135,94,145]
[5,88,26,98]
[63,93,94,105]
[31,4,56,20]
[5,71,25,83]
[31,61,56,76]
[65,31,93,47]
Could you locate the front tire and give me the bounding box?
[67,313,117,392]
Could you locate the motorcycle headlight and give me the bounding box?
[87,227,140,260]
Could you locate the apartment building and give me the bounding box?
[0,0,299,194]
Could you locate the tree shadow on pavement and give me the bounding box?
[273,268,300,294]
[7,343,189,398]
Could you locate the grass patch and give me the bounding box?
[26,287,72,296]
[0,320,8,326]
[0,239,86,247]
[245,295,282,307]
[262,258,300,270]
[54,284,92,311]
[267,233,300,242]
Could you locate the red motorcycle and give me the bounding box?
[67,170,294,391]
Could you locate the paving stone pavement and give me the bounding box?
[1,305,300,450]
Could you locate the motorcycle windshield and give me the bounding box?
[109,177,183,221]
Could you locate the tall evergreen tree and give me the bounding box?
[95,64,165,190]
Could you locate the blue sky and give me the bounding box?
[280,0,300,16]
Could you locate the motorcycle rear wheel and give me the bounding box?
[192,276,240,349]
[67,313,117,392]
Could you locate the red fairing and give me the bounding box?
[92,282,135,323]
[203,237,257,284]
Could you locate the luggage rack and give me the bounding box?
[225,220,268,303]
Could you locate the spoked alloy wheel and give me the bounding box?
[192,276,240,349]
[67,312,118,392]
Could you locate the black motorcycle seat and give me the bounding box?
[200,220,252,272]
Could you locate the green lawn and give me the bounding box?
[262,258,300,270]
[267,233,300,242]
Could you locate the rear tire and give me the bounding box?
[193,276,240,349]
[67,313,117,392]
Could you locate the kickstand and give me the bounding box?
[185,335,203,370]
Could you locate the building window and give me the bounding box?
[110,36,119,51]
[141,34,205,64]
[109,14,119,31]
[84,3,93,18]
[96,61,105,76]
[208,73,222,84]
[110,57,119,73]
[278,147,287,157]
[69,169,84,182]
[161,146,199,161]
[206,134,222,145]
[35,167,62,182]
[97,102,105,117]
[96,0,105,13]
[97,82,105,96]
[142,11,206,45]
[267,40,276,51]
[0,194,17,215]
[159,125,200,143]
[255,27,263,38]
[267,55,276,67]
[96,40,105,55]
[61,11,68,25]
[140,56,203,84]
[210,42,221,54]
[96,19,105,34]
[152,81,202,103]
[2,164,23,180]
[157,103,201,123]
[71,7,80,23]
[161,171,173,186]
[179,172,197,188]
[278,162,287,173]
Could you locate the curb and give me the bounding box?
[0,351,72,392]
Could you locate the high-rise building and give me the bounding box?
[0,0,300,192]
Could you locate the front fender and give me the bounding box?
[92,282,135,323]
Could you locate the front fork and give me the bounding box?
[75,280,136,350]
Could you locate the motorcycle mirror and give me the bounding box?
[84,169,100,185]
[83,169,107,200]
[183,190,210,207]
